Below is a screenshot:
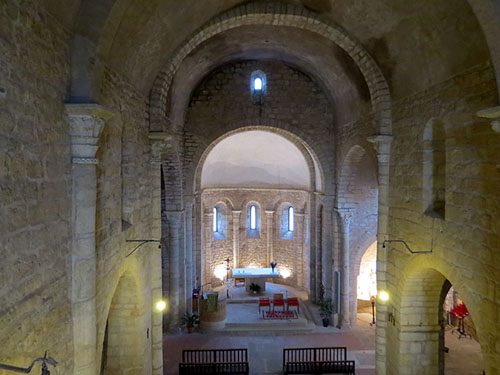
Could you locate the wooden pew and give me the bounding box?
[283,347,355,374]
[179,348,249,375]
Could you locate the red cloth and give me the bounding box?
[451,303,469,317]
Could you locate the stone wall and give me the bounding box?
[382,61,500,374]
[201,188,310,290]
[0,1,74,372]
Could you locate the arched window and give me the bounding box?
[250,70,267,94]
[280,205,294,240]
[288,206,294,232]
[423,118,446,218]
[212,207,218,232]
[247,203,260,238]
[250,205,257,229]
[213,204,227,240]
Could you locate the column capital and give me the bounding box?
[477,106,500,133]
[149,132,171,161]
[265,210,275,215]
[232,210,242,216]
[66,103,115,164]
[368,134,393,156]
[336,209,353,226]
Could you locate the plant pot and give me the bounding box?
[322,318,329,327]
[187,326,194,333]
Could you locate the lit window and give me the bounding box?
[250,205,256,230]
[288,206,294,232]
[250,70,266,94]
[253,77,263,91]
[213,207,218,232]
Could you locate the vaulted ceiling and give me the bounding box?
[42,0,498,115]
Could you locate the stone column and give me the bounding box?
[265,210,274,264]
[321,196,335,301]
[164,210,184,329]
[232,210,241,267]
[368,134,392,375]
[337,209,353,328]
[148,132,167,375]
[184,196,195,314]
[66,104,114,375]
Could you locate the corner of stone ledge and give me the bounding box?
[65,103,116,120]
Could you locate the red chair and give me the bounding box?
[272,293,285,311]
[258,298,271,312]
[286,297,300,313]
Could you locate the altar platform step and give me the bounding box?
[217,303,316,334]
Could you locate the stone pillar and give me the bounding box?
[321,196,335,301]
[66,104,114,375]
[148,132,167,375]
[164,210,184,329]
[368,134,392,375]
[232,210,241,267]
[337,209,353,328]
[265,210,274,264]
[184,196,195,314]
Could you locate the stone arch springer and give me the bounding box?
[149,1,392,136]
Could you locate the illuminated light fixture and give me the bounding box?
[280,268,291,279]
[214,264,226,280]
[155,300,167,312]
[378,291,389,302]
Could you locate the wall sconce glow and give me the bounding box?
[280,268,291,279]
[155,300,167,312]
[214,264,226,280]
[378,290,390,302]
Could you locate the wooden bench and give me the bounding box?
[179,348,249,375]
[283,347,355,374]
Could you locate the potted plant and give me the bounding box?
[179,312,200,333]
[249,283,261,294]
[319,299,333,327]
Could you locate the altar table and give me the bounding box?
[232,267,280,292]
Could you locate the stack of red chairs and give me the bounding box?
[451,303,469,318]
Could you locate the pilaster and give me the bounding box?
[66,103,114,375]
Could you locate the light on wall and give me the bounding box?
[378,290,389,302]
[214,264,226,280]
[155,300,167,312]
[280,268,291,279]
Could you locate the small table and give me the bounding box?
[232,267,280,292]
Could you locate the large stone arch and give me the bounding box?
[149,1,392,135]
[336,144,379,327]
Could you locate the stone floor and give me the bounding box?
[164,283,485,374]
[444,326,485,375]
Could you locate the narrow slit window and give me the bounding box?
[288,206,294,232]
[250,205,256,230]
[213,207,218,232]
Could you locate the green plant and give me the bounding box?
[319,299,333,318]
[179,312,200,328]
[249,283,261,293]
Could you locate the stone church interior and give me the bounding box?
[1,0,500,374]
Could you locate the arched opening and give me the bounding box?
[356,241,377,318]
[102,271,146,375]
[441,282,485,375]
[396,268,484,375]
[198,128,321,293]
[337,145,379,327]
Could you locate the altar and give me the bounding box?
[232,267,280,292]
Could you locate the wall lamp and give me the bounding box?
[126,239,161,257]
[382,240,432,254]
